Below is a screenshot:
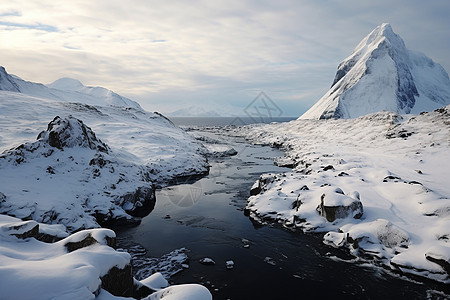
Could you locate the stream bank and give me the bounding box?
[116,127,447,299]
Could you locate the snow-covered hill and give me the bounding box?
[300,23,450,119]
[233,105,450,284]
[0,67,209,232]
[0,67,142,109]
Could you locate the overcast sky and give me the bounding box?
[1,0,449,116]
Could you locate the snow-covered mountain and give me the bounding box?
[0,66,142,109]
[300,23,450,119]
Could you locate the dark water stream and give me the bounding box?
[116,129,448,299]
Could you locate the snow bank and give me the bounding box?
[0,215,130,300]
[0,215,212,300]
[235,106,450,283]
[145,284,212,300]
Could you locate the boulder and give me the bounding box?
[37,116,109,153]
[316,188,363,222]
[250,180,261,196]
[121,186,156,217]
[64,230,117,252]
[101,265,134,297]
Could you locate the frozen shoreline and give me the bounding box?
[232,107,450,285]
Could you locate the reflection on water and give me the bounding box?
[116,130,448,299]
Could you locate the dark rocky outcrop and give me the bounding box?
[425,248,450,276]
[121,186,156,218]
[101,265,134,297]
[65,233,101,252]
[37,116,109,153]
[4,221,40,240]
[250,180,261,196]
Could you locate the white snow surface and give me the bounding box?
[0,214,130,300]
[145,284,212,300]
[0,215,212,300]
[0,68,209,232]
[300,23,450,119]
[234,106,450,283]
[0,67,142,110]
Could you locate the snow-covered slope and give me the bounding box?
[0,67,142,109]
[234,106,450,284]
[300,23,450,119]
[0,68,209,232]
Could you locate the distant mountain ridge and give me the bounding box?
[300,23,450,119]
[168,105,222,117]
[0,67,142,110]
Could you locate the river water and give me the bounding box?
[116,122,448,299]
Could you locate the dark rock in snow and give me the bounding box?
[4,220,39,240]
[250,180,261,196]
[101,265,134,297]
[121,186,156,218]
[425,248,450,275]
[132,279,155,299]
[316,188,363,222]
[66,233,100,252]
[383,175,403,182]
[37,116,109,153]
[322,165,334,171]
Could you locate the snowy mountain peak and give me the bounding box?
[48,77,85,91]
[300,23,450,119]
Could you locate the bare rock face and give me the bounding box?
[250,180,262,196]
[37,116,109,153]
[101,265,134,297]
[316,188,363,222]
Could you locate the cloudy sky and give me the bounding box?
[1,0,449,116]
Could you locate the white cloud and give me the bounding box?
[1,0,449,116]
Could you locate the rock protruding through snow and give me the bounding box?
[0,116,156,232]
[37,116,109,152]
[235,106,450,284]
